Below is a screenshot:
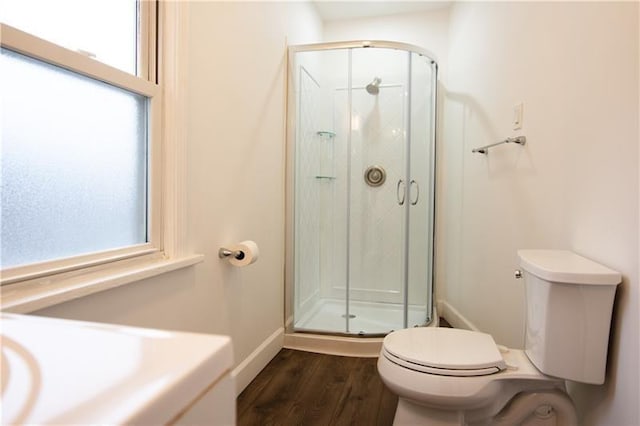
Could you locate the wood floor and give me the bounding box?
[238,320,451,425]
[237,349,398,426]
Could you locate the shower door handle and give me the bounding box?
[410,180,419,205]
[397,180,406,205]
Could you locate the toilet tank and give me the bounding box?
[518,250,621,385]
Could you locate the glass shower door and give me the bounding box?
[292,48,349,334]
[289,42,436,336]
[406,54,437,327]
[345,47,410,334]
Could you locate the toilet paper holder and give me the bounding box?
[218,247,246,260]
[218,240,259,267]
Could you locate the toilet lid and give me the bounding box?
[382,328,507,377]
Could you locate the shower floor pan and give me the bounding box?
[294,298,429,335]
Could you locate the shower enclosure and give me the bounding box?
[286,41,437,336]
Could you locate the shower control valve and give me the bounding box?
[364,165,386,187]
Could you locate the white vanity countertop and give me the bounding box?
[1,313,233,424]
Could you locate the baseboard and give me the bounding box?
[437,299,479,332]
[231,327,284,396]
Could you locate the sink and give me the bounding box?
[1,314,235,424]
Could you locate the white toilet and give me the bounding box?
[378,250,621,425]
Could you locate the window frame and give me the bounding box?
[0,6,164,286]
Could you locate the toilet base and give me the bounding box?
[394,399,463,426]
[393,390,577,426]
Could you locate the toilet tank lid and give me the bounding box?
[518,250,621,285]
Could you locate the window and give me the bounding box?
[1,0,139,74]
[1,1,163,286]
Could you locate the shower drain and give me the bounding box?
[341,314,356,319]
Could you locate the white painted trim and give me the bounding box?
[232,327,284,396]
[0,2,197,313]
[1,255,204,314]
[1,24,158,97]
[138,0,157,82]
[283,40,296,345]
[437,299,480,331]
[283,333,383,358]
[1,245,158,285]
[148,87,164,251]
[158,0,189,258]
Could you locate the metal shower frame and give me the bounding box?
[285,40,438,336]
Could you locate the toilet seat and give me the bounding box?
[378,331,563,414]
[382,328,507,377]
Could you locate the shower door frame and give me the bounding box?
[285,40,438,336]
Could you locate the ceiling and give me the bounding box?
[312,1,451,22]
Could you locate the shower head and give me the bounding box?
[366,77,382,95]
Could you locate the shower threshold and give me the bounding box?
[294,298,429,336]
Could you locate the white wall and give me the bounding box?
[34,0,322,393]
[323,7,450,75]
[440,2,639,425]
[25,2,639,423]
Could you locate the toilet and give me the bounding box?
[378,250,621,425]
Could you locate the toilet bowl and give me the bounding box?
[378,328,571,425]
[378,250,621,425]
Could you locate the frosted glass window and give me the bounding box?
[1,0,138,74]
[1,48,148,269]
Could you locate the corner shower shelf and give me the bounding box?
[316,131,336,139]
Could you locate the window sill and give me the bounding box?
[1,254,204,314]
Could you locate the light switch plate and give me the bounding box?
[513,102,524,130]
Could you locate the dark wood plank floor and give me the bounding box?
[238,319,452,425]
[237,349,397,426]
